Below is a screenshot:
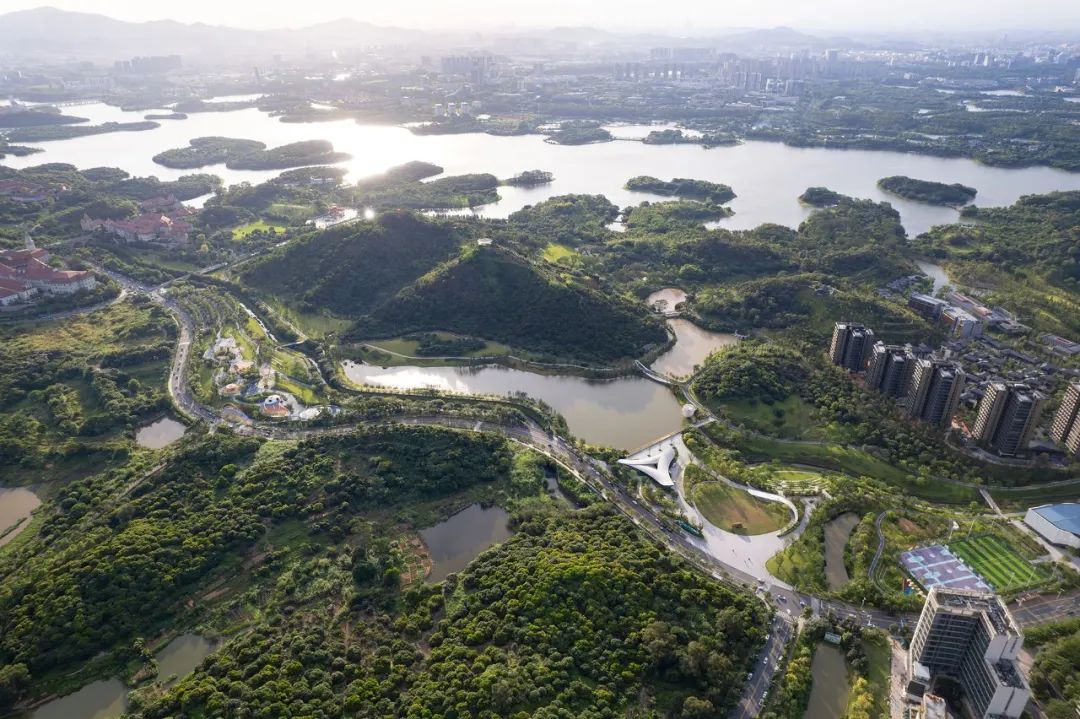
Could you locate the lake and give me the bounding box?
[420,504,512,582]
[28,634,217,719]
[0,486,41,549]
[804,643,851,719]
[823,512,862,591]
[343,360,683,450]
[5,101,1080,236]
[341,302,737,449]
[134,416,187,449]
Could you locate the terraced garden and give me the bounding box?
[948,535,1051,592]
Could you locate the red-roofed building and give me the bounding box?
[0,277,38,305]
[81,212,191,246]
[0,233,96,299]
[0,246,50,269]
[139,194,188,214]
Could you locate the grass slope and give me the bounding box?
[692,481,789,535]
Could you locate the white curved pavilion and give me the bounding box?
[618,442,677,487]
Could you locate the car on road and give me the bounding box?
[747,672,753,681]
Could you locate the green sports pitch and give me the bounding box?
[948,535,1050,592]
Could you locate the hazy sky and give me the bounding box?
[1,0,1079,32]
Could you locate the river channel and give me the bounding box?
[5,102,1080,236]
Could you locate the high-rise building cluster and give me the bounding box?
[1049,382,1080,457]
[831,322,1080,457]
[906,588,1029,719]
[971,383,1048,457]
[832,322,965,432]
[829,321,875,371]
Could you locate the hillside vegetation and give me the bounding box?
[353,244,668,363]
[241,213,463,314]
[134,507,767,719]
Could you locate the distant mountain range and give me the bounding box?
[0,7,859,64]
[0,7,430,61]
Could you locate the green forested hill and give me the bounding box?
[241,212,464,314]
[915,190,1080,336]
[352,244,669,362]
[135,507,767,719]
[0,426,512,689]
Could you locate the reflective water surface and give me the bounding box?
[420,504,513,582]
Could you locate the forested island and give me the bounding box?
[502,169,554,186]
[625,176,737,203]
[544,121,613,145]
[877,175,978,206]
[0,109,88,128]
[152,136,267,168]
[0,143,42,158]
[4,121,160,142]
[643,128,739,147]
[143,112,187,120]
[798,186,845,207]
[153,137,349,170]
[226,139,351,170]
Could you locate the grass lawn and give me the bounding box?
[542,242,578,263]
[948,535,1051,592]
[233,219,287,240]
[271,348,312,380]
[364,332,514,361]
[274,376,323,406]
[261,298,351,340]
[692,481,789,535]
[766,537,826,590]
[738,434,979,504]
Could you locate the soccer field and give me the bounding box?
[948,535,1050,592]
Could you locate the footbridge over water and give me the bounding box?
[634,360,679,387]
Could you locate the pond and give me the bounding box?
[645,287,688,312]
[27,634,218,719]
[915,259,953,295]
[134,416,188,449]
[803,643,851,719]
[0,486,41,549]
[154,634,219,687]
[824,512,862,591]
[420,504,513,582]
[650,318,736,379]
[6,101,1080,236]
